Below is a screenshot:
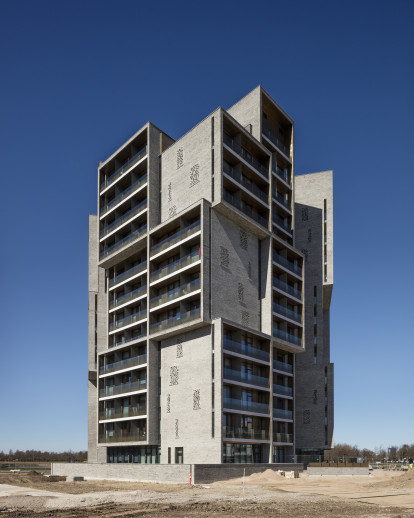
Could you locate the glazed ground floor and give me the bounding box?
[106,443,294,464]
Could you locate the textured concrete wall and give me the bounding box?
[294,171,334,452]
[160,111,220,223]
[193,463,303,484]
[51,462,304,484]
[51,463,191,483]
[227,86,262,142]
[160,325,221,464]
[88,215,107,463]
[148,124,162,230]
[307,467,368,476]
[210,209,261,332]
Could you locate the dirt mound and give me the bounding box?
[246,468,285,484]
[369,470,414,490]
[0,472,65,488]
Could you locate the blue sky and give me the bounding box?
[0,0,413,453]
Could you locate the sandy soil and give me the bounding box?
[0,469,413,517]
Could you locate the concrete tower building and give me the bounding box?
[88,86,334,465]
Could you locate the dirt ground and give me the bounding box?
[1,469,414,517]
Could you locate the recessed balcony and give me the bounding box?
[223,338,270,363]
[223,397,269,415]
[99,407,146,421]
[223,161,268,205]
[273,327,302,347]
[223,189,268,228]
[149,306,200,334]
[109,310,147,333]
[100,147,147,193]
[99,379,147,398]
[273,359,293,374]
[223,426,269,441]
[109,261,147,290]
[272,189,291,211]
[100,199,147,240]
[100,225,147,259]
[273,408,293,420]
[273,252,302,277]
[223,133,269,179]
[150,251,200,284]
[100,174,148,218]
[98,431,146,443]
[223,367,269,389]
[109,286,147,312]
[150,279,200,310]
[150,220,200,258]
[273,384,293,397]
[99,353,147,376]
[272,302,302,324]
[273,433,293,443]
[110,332,147,349]
[273,165,291,185]
[272,214,292,235]
[272,277,302,301]
[262,126,290,157]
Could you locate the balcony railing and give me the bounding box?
[223,397,269,415]
[100,225,147,259]
[262,126,290,157]
[150,221,200,256]
[273,433,293,443]
[149,307,200,333]
[111,332,147,349]
[273,384,293,397]
[272,303,302,323]
[110,310,147,332]
[223,161,268,203]
[223,338,269,362]
[223,368,269,389]
[223,134,268,177]
[98,432,146,443]
[223,426,269,441]
[100,147,147,191]
[272,190,291,209]
[99,353,147,375]
[150,278,200,308]
[273,327,302,346]
[109,286,147,310]
[150,251,200,283]
[272,277,302,300]
[99,380,147,398]
[100,199,147,238]
[223,190,268,228]
[273,252,302,276]
[272,214,292,233]
[110,261,147,289]
[273,408,293,420]
[99,407,146,421]
[100,175,148,216]
[273,166,291,184]
[273,360,293,374]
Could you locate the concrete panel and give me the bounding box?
[210,209,261,332]
[51,462,191,483]
[160,326,221,464]
[307,467,368,476]
[160,111,220,223]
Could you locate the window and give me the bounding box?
[175,447,184,464]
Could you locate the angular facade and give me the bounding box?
[87,86,334,465]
